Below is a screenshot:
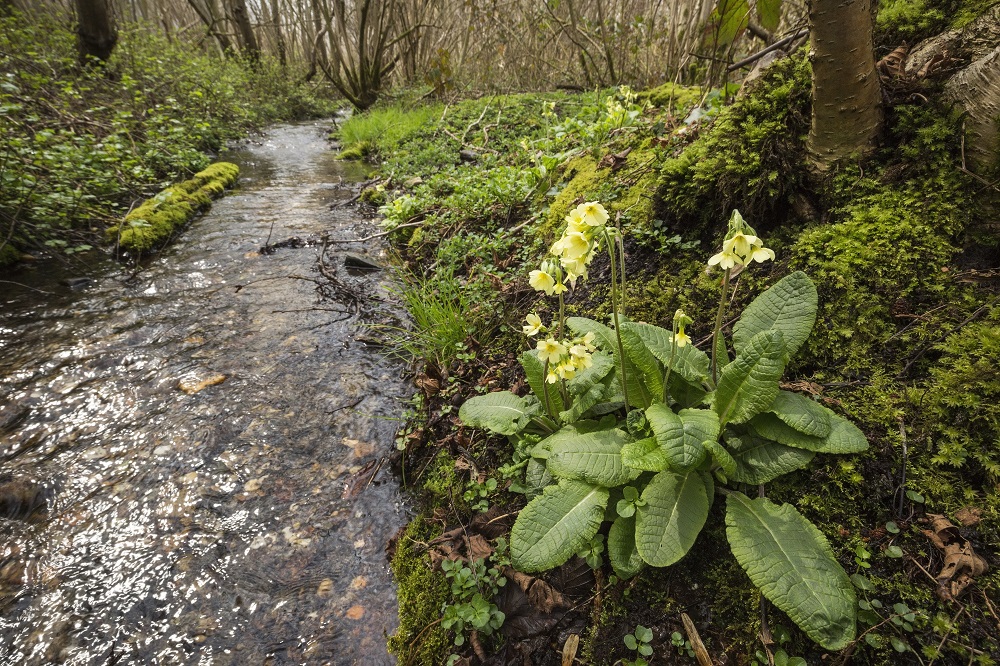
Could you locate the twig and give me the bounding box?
[681,613,713,666]
[896,417,908,517]
[727,28,809,72]
[321,220,425,245]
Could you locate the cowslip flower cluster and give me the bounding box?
[529,201,610,294]
[522,313,598,383]
[707,210,775,270]
[673,309,693,348]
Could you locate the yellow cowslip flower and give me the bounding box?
[561,257,589,283]
[546,368,560,384]
[537,337,566,363]
[569,344,593,370]
[529,268,556,295]
[564,208,588,234]
[674,330,691,348]
[523,313,544,336]
[552,280,568,295]
[577,201,609,227]
[580,331,597,352]
[723,233,759,258]
[748,245,775,264]
[556,360,577,381]
[707,250,742,270]
[552,231,590,260]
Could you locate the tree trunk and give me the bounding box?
[907,6,1000,174]
[806,0,882,173]
[229,0,260,61]
[74,0,118,64]
[186,0,235,55]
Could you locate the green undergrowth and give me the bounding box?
[0,9,337,265]
[373,53,998,666]
[105,162,239,254]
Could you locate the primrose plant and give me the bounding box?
[459,206,871,652]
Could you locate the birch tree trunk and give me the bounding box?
[806,0,882,173]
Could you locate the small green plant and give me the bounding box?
[752,625,807,666]
[463,477,498,512]
[440,558,506,647]
[624,624,654,666]
[576,533,605,569]
[671,630,695,658]
[459,206,870,651]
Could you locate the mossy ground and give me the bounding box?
[362,46,999,666]
[105,162,239,254]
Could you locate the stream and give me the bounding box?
[0,122,409,665]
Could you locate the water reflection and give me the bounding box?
[0,122,407,665]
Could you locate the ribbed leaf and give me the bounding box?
[567,351,615,396]
[531,420,610,459]
[668,373,709,409]
[704,439,737,476]
[756,0,781,32]
[622,321,710,383]
[700,470,716,510]
[647,403,706,470]
[818,407,869,453]
[635,470,709,567]
[728,431,814,484]
[511,479,609,572]
[715,332,731,373]
[569,317,652,408]
[547,425,640,487]
[679,408,720,470]
[750,413,826,450]
[733,271,817,358]
[620,324,664,399]
[520,350,565,415]
[459,391,539,435]
[752,410,869,454]
[560,380,608,423]
[714,330,787,426]
[608,514,644,579]
[524,458,552,499]
[621,436,669,472]
[769,390,831,437]
[726,493,857,650]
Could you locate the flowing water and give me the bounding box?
[0,122,409,665]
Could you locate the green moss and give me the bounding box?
[421,449,461,507]
[657,53,812,231]
[387,516,451,666]
[337,141,371,161]
[638,82,702,114]
[106,161,239,253]
[542,156,604,237]
[876,0,947,42]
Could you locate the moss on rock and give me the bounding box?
[638,82,702,113]
[106,161,239,253]
[0,242,22,267]
[386,516,451,666]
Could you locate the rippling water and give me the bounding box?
[0,122,409,665]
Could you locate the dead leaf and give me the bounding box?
[505,568,569,613]
[921,514,990,601]
[955,506,982,527]
[345,605,365,620]
[467,534,493,562]
[562,634,579,666]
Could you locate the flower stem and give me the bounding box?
[710,267,731,384]
[663,323,678,404]
[605,229,630,412]
[541,359,556,419]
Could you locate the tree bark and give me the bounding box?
[229,0,260,61]
[806,0,882,173]
[74,0,118,64]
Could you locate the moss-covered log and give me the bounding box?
[106,162,239,254]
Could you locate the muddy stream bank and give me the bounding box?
[0,122,409,665]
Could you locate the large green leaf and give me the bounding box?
[531,420,611,459]
[732,271,817,359]
[620,324,664,399]
[635,470,709,567]
[668,372,709,409]
[520,350,565,415]
[608,514,644,579]
[524,457,552,499]
[769,390,831,437]
[511,479,609,572]
[647,403,708,470]
[727,431,815,484]
[714,330,787,426]
[726,493,857,650]
[707,0,750,48]
[704,439,737,476]
[621,436,669,472]
[560,380,609,423]
[569,317,652,408]
[622,321,710,383]
[752,409,868,454]
[547,425,640,487]
[756,0,781,32]
[567,352,615,395]
[459,391,540,435]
